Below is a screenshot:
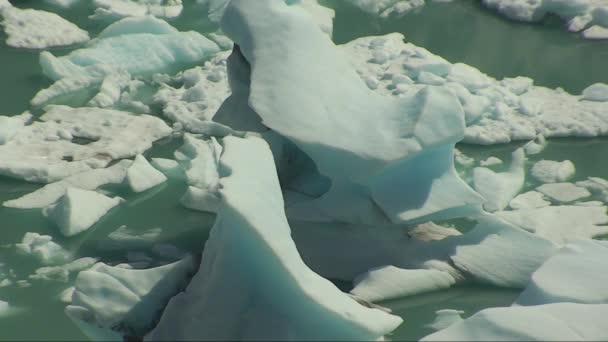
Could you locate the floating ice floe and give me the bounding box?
[43,187,123,237]
[14,232,72,266]
[0,106,171,183]
[516,240,608,306]
[509,191,550,210]
[421,302,608,341]
[126,154,167,193]
[536,182,591,203]
[473,149,525,212]
[496,205,608,244]
[530,159,575,183]
[66,257,196,339]
[350,265,456,302]
[343,33,608,144]
[481,0,608,40]
[0,3,89,49]
[90,0,183,21]
[4,160,131,209]
[146,135,403,340]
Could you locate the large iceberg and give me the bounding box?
[146,135,403,340]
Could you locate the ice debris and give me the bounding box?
[530,159,575,184]
[14,232,71,266]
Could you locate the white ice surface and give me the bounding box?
[530,159,575,183]
[146,135,402,341]
[350,265,455,302]
[0,106,170,183]
[516,240,608,306]
[473,148,525,212]
[0,5,89,49]
[422,302,608,341]
[4,160,131,209]
[496,205,608,244]
[536,182,591,203]
[43,188,123,237]
[126,154,167,193]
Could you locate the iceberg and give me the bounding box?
[43,188,123,237]
[0,4,89,49]
[221,0,483,225]
[146,135,402,341]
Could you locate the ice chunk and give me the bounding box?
[536,182,591,203]
[0,113,30,145]
[59,287,75,303]
[90,0,183,21]
[473,148,525,212]
[583,83,608,101]
[43,188,123,237]
[0,6,89,49]
[496,205,608,244]
[44,0,82,8]
[530,159,575,183]
[421,303,608,341]
[523,134,546,155]
[99,226,162,251]
[509,191,550,210]
[408,221,461,241]
[344,0,426,18]
[350,265,455,302]
[576,177,608,202]
[126,154,167,193]
[451,214,557,288]
[179,186,220,213]
[14,232,71,266]
[427,309,464,331]
[147,135,402,341]
[582,25,608,39]
[0,106,171,183]
[30,257,98,282]
[150,158,179,174]
[447,63,492,92]
[40,16,219,81]
[222,0,483,225]
[4,160,131,209]
[516,240,608,306]
[66,257,196,337]
[479,156,502,167]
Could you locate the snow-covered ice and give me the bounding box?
[530,159,575,184]
[350,265,455,302]
[0,4,89,49]
[43,188,123,237]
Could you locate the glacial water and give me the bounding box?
[0,0,607,340]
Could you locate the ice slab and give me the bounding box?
[496,205,608,244]
[43,188,123,237]
[91,0,183,21]
[147,135,402,341]
[66,257,196,337]
[126,154,167,193]
[4,160,131,209]
[0,105,170,183]
[473,148,525,212]
[350,265,455,302]
[536,182,591,203]
[516,240,608,306]
[222,0,483,225]
[421,303,608,341]
[14,232,71,266]
[451,214,557,288]
[530,159,575,184]
[509,191,550,210]
[0,5,89,49]
[342,33,608,144]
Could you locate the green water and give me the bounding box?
[0,0,606,340]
